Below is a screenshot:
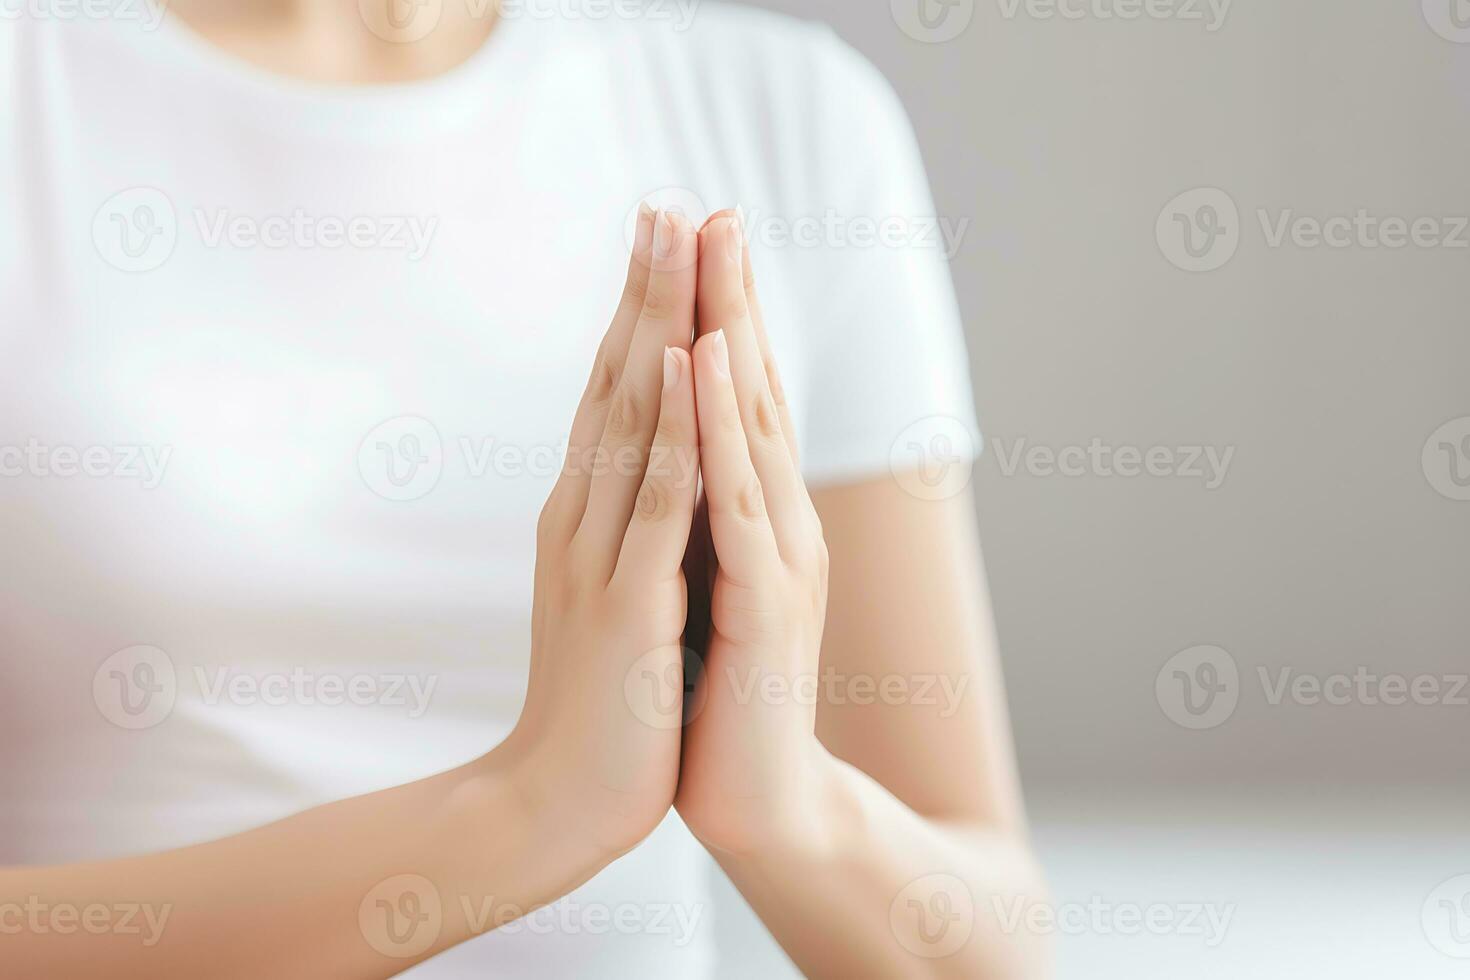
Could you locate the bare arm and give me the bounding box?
[676,212,1048,978]
[2,207,705,979]
[0,750,600,978]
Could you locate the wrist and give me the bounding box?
[690,737,863,866]
[487,724,674,864]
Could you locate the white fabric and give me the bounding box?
[0,2,978,975]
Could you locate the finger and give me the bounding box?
[544,203,658,542]
[696,214,808,562]
[576,211,699,579]
[692,330,779,585]
[614,347,699,584]
[698,209,801,466]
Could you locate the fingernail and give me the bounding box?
[663,346,681,390]
[654,210,676,258]
[634,203,655,253]
[711,330,730,378]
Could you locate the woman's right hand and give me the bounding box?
[504,206,700,856]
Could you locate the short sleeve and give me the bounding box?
[781,29,982,487]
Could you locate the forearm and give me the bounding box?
[0,742,609,978]
[709,746,1050,980]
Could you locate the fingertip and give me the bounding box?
[692,329,732,389]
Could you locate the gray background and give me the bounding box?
[711,2,1470,976]
[734,0,1470,787]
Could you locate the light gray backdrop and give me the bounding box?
[734,0,1469,788]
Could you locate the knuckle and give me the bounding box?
[721,293,749,322]
[753,390,783,442]
[735,475,766,523]
[606,383,643,441]
[634,476,671,523]
[743,264,758,292]
[586,351,618,407]
[640,284,677,321]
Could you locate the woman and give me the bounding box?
[0,1,1047,976]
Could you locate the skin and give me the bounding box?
[6,5,1051,976]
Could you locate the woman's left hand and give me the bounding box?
[674,213,834,857]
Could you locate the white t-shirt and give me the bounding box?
[0,2,979,976]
